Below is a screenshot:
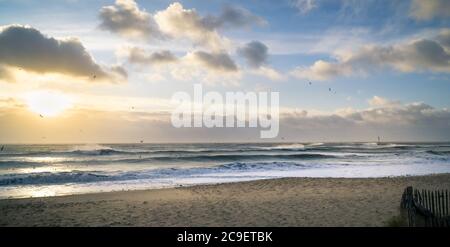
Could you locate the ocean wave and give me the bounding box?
[2,143,449,167]
[69,149,127,156]
[0,160,44,166]
[0,171,110,186]
[217,161,311,170]
[426,150,450,156]
[0,161,317,186]
[307,142,325,147]
[1,152,340,166]
[1,145,305,157]
[2,143,436,158]
[264,143,306,150]
[131,153,337,163]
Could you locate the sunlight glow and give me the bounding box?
[24,91,73,117]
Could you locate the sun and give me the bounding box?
[24,91,73,117]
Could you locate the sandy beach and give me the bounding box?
[1,174,449,227]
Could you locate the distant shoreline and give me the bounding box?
[1,174,450,226]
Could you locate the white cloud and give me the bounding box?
[154,2,230,51]
[290,60,352,81]
[367,96,401,108]
[251,66,286,81]
[290,0,317,14]
[125,50,241,86]
[99,1,264,52]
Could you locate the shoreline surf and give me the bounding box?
[1,142,449,199]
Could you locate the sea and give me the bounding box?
[0,142,449,198]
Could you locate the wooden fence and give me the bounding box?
[401,186,450,227]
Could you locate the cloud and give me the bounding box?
[367,96,401,108]
[185,51,238,73]
[280,97,450,141]
[290,0,317,14]
[0,65,14,81]
[410,0,450,20]
[99,0,163,40]
[238,41,268,68]
[154,2,230,51]
[201,5,266,29]
[0,97,23,109]
[124,49,240,85]
[437,29,450,50]
[290,36,450,81]
[110,65,128,79]
[119,48,241,85]
[237,41,284,81]
[127,47,178,65]
[0,25,126,82]
[345,101,448,126]
[1,95,449,142]
[99,1,263,51]
[251,66,286,81]
[290,59,352,81]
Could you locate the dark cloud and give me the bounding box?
[111,65,128,79]
[291,36,450,80]
[436,29,450,50]
[238,41,268,68]
[202,5,266,29]
[189,51,238,72]
[346,39,450,73]
[0,25,126,82]
[410,0,450,20]
[404,39,450,69]
[128,47,178,65]
[99,0,163,40]
[282,100,450,128]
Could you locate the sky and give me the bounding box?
[0,0,450,143]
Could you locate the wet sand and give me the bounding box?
[1,174,449,226]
